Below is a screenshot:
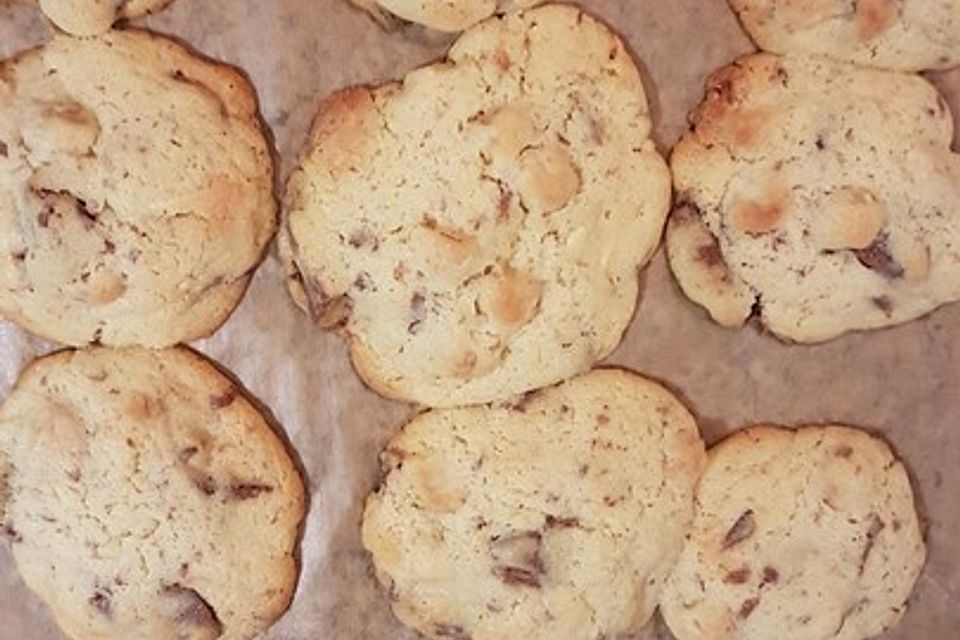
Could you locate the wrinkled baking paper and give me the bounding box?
[1,0,957,637]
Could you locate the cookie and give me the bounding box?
[667,53,960,343]
[349,0,541,32]
[660,425,925,640]
[0,347,305,640]
[283,5,670,407]
[728,0,960,71]
[362,368,707,640]
[0,30,276,347]
[39,0,175,36]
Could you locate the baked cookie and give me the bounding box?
[660,425,925,640]
[362,368,707,640]
[0,30,275,348]
[349,0,541,32]
[728,0,960,71]
[283,5,670,407]
[0,347,305,640]
[667,53,960,342]
[39,0,175,36]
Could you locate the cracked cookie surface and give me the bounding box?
[0,347,305,640]
[283,5,670,407]
[38,0,176,36]
[667,53,960,343]
[348,0,541,32]
[728,0,960,71]
[660,425,925,640]
[361,369,706,640]
[0,30,275,347]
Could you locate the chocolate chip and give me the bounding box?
[497,185,512,222]
[194,475,217,496]
[353,271,374,291]
[696,241,724,267]
[209,387,238,409]
[723,510,756,550]
[37,206,53,228]
[179,446,198,463]
[855,235,903,279]
[739,597,760,618]
[0,141,7,157]
[762,566,779,584]
[2,523,22,543]
[723,567,751,584]
[347,228,379,250]
[815,135,826,150]
[11,250,25,262]
[871,296,893,317]
[494,566,542,587]
[408,292,426,335]
[774,65,789,87]
[75,198,97,226]
[227,482,273,501]
[303,278,353,329]
[545,515,580,529]
[490,531,543,589]
[859,515,886,575]
[89,588,112,616]
[509,389,542,413]
[434,623,471,639]
[834,445,854,458]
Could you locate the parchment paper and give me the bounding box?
[1,0,957,638]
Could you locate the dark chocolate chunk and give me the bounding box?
[855,235,903,279]
[545,515,580,529]
[89,588,112,616]
[227,482,274,501]
[408,292,426,335]
[739,597,760,619]
[859,515,886,575]
[209,387,238,409]
[723,510,756,550]
[723,567,751,584]
[490,531,543,589]
[762,566,779,584]
[162,584,223,638]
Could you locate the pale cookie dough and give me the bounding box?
[667,53,960,343]
[0,30,276,347]
[0,347,305,640]
[661,425,926,640]
[349,0,541,32]
[39,0,175,36]
[728,0,960,71]
[283,5,670,407]
[362,369,707,640]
